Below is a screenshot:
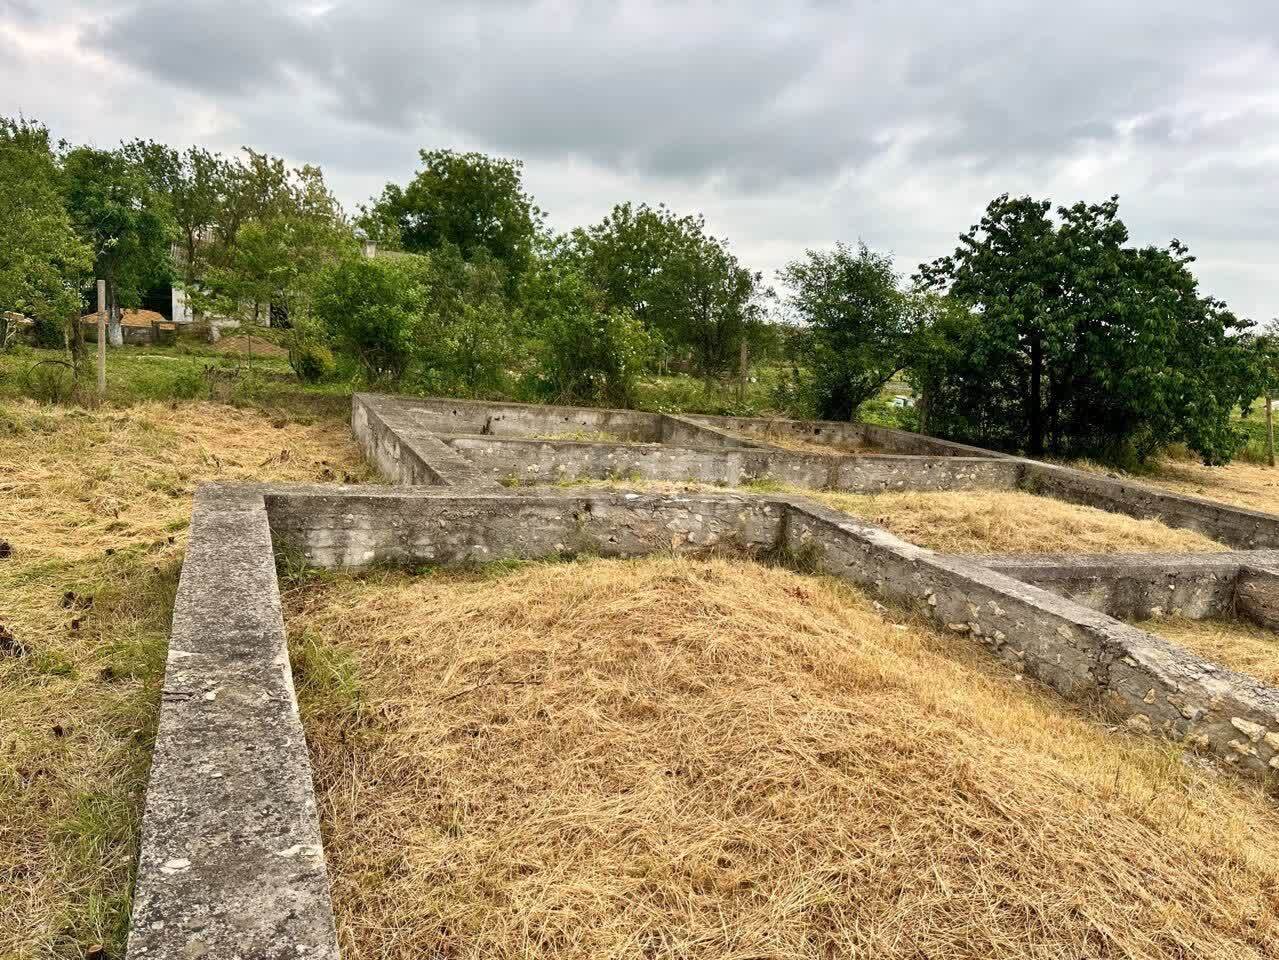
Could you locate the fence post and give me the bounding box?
[97,279,106,395]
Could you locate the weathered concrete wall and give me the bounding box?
[357,393,664,441]
[443,434,1021,492]
[1022,461,1279,550]
[1237,564,1279,630]
[657,414,771,449]
[972,553,1247,621]
[682,412,998,458]
[353,393,499,488]
[264,486,784,569]
[779,499,1279,780]
[128,486,338,960]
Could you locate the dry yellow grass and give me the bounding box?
[288,555,1279,960]
[1139,616,1279,686]
[806,488,1227,554]
[1131,458,1279,516]
[734,431,868,456]
[0,399,374,956]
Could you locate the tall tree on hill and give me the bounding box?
[0,117,91,348]
[123,140,227,312]
[916,193,1257,465]
[359,149,542,284]
[777,242,920,421]
[62,146,172,346]
[570,202,770,378]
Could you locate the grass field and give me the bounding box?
[1137,616,1279,686]
[803,488,1226,554]
[0,395,373,958]
[287,555,1279,960]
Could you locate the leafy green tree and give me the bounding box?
[519,244,653,406]
[63,146,172,345]
[314,256,424,382]
[413,246,514,397]
[570,202,767,377]
[200,164,353,316]
[916,194,1257,464]
[359,149,542,282]
[777,242,919,421]
[0,117,91,348]
[1251,322,1279,467]
[123,141,226,301]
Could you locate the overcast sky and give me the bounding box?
[3,1,1277,318]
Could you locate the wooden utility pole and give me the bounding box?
[1267,392,1275,468]
[96,279,106,395]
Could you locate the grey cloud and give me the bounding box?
[6,0,1279,318]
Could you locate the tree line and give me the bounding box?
[2,115,1273,466]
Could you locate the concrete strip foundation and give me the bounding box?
[129,394,1279,957]
[127,486,339,960]
[972,552,1279,623]
[258,485,1279,781]
[441,434,1021,492]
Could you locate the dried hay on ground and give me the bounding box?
[1136,458,1279,516]
[1139,616,1279,686]
[0,399,373,955]
[807,488,1227,554]
[288,555,1279,960]
[736,431,868,455]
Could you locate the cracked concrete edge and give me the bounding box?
[126,485,339,960]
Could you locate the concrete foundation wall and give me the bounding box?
[682,412,998,458]
[1236,565,1279,630]
[779,501,1279,780]
[1022,461,1279,550]
[264,487,784,569]
[358,393,664,441]
[127,486,338,960]
[259,484,1279,782]
[352,394,498,488]
[443,434,1021,492]
[973,554,1246,621]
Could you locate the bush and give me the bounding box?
[314,257,424,383]
[520,256,653,407]
[289,338,336,384]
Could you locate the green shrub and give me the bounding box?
[288,338,336,384]
[314,257,425,383]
